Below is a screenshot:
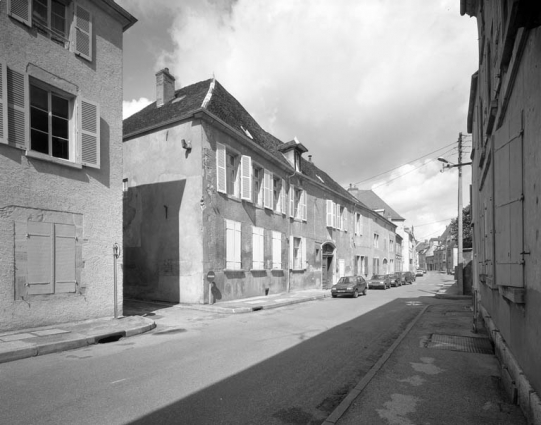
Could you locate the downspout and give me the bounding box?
[286,169,296,293]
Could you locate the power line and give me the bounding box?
[412,217,455,227]
[351,141,458,185]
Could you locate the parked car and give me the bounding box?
[415,269,424,277]
[390,272,405,287]
[331,275,367,298]
[368,274,391,290]
[404,271,415,284]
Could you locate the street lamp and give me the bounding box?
[438,133,472,295]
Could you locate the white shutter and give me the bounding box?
[281,179,286,214]
[0,60,7,144]
[74,4,93,61]
[240,155,252,201]
[55,224,76,293]
[226,219,241,270]
[272,231,281,269]
[334,203,339,229]
[289,184,295,218]
[301,237,307,270]
[301,190,307,221]
[326,200,333,227]
[8,0,32,27]
[27,222,54,295]
[344,208,348,231]
[216,143,226,193]
[7,67,28,149]
[79,97,100,168]
[263,169,272,209]
[252,227,264,269]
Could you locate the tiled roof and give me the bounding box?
[123,78,367,211]
[348,189,405,221]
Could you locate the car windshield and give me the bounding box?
[337,277,351,284]
[372,275,385,279]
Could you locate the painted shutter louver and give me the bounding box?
[272,231,281,269]
[301,237,307,269]
[301,190,307,221]
[8,0,32,27]
[344,208,348,232]
[263,169,272,209]
[55,224,76,293]
[7,67,28,149]
[252,227,264,269]
[27,222,54,295]
[226,219,241,270]
[79,97,100,168]
[289,184,295,218]
[0,60,7,144]
[281,179,286,214]
[240,155,252,201]
[74,5,93,61]
[289,235,294,270]
[216,143,226,193]
[326,200,333,227]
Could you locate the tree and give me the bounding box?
[449,205,472,248]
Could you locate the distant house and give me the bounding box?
[348,187,417,272]
[122,70,397,304]
[462,0,541,420]
[0,1,136,331]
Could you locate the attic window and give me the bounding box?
[316,175,324,183]
[240,126,253,139]
[172,95,186,104]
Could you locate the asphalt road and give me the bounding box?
[0,273,448,425]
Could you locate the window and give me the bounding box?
[1,63,100,167]
[373,233,379,249]
[225,219,241,270]
[326,200,337,228]
[252,226,264,269]
[217,144,242,198]
[272,231,282,269]
[383,238,387,251]
[291,236,306,270]
[390,239,394,253]
[355,213,362,235]
[263,169,272,209]
[273,177,284,213]
[26,221,76,295]
[8,1,93,61]
[253,165,263,206]
[30,82,71,160]
[289,185,306,221]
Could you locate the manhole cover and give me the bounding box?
[426,334,494,354]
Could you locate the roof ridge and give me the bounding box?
[201,77,216,109]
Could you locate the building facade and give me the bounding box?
[0,0,136,331]
[462,0,541,421]
[123,71,397,304]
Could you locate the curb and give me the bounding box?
[322,304,430,425]
[435,294,472,300]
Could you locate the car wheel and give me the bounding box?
[332,294,337,298]
[353,289,359,298]
[363,287,367,295]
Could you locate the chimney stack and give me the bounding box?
[308,155,312,162]
[156,68,176,108]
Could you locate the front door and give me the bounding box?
[322,254,333,289]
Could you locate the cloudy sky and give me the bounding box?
[118,0,478,243]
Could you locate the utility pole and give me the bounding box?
[457,133,464,295]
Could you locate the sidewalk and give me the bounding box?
[0,289,330,365]
[323,283,527,425]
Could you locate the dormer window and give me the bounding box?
[277,137,308,173]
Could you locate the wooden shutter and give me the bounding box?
[216,143,226,193]
[7,67,28,149]
[8,0,32,27]
[334,203,339,229]
[301,237,307,270]
[289,235,294,269]
[240,155,252,201]
[225,219,241,270]
[263,169,272,209]
[344,208,348,232]
[300,190,307,221]
[0,60,7,144]
[54,224,76,293]
[326,200,333,227]
[281,179,286,214]
[74,4,93,61]
[252,227,264,269]
[79,97,100,168]
[272,231,281,269]
[289,184,295,218]
[27,222,54,295]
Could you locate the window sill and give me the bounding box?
[290,268,306,272]
[224,268,244,272]
[250,269,266,272]
[26,150,82,169]
[498,286,525,304]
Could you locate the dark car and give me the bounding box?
[390,272,405,287]
[368,274,391,290]
[331,275,367,298]
[404,271,415,284]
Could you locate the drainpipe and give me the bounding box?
[286,170,296,293]
[113,243,121,319]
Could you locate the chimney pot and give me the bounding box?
[308,155,312,162]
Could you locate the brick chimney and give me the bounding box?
[155,68,176,108]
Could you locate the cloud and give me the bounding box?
[123,98,152,119]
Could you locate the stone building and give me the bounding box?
[0,0,136,331]
[123,71,397,304]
